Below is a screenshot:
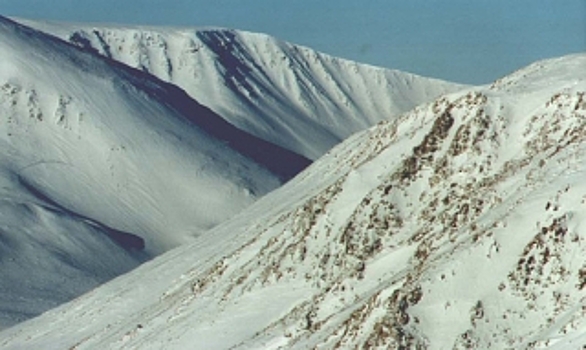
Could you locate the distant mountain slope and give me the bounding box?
[3,53,585,349]
[0,16,308,328]
[21,19,466,159]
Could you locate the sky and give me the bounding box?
[1,0,585,84]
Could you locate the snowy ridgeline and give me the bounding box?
[0,13,461,328]
[0,15,460,330]
[21,18,465,160]
[0,16,311,328]
[2,36,586,349]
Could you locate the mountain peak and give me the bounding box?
[490,53,586,93]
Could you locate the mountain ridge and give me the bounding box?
[20,18,466,159]
[0,15,307,328]
[3,53,585,348]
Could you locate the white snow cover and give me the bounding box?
[0,16,464,330]
[3,53,586,349]
[0,16,310,328]
[20,18,466,159]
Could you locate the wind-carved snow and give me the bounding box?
[3,53,586,348]
[0,16,310,329]
[21,19,466,160]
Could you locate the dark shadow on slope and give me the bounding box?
[145,84,312,181]
[65,31,311,180]
[196,30,258,100]
[110,61,312,181]
[4,15,311,181]
[17,176,146,252]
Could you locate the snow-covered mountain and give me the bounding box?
[3,53,586,348]
[0,16,310,328]
[20,19,465,159]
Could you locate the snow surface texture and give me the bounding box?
[0,16,463,330]
[0,16,310,328]
[3,53,586,349]
[20,19,465,160]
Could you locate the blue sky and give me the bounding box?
[2,0,585,84]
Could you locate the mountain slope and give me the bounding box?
[0,16,308,328]
[3,54,585,348]
[20,19,465,159]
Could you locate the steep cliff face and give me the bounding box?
[22,19,465,159]
[3,54,585,349]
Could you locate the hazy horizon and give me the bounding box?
[2,1,585,84]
